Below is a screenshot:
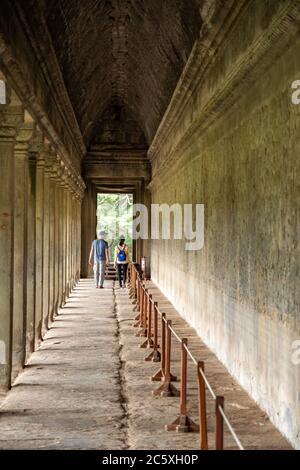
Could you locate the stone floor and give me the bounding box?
[0,279,292,450]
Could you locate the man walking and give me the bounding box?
[89,230,109,289]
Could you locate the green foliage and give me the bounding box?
[96,193,133,259]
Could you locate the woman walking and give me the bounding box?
[114,236,130,288]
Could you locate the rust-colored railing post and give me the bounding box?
[137,287,147,337]
[133,277,141,325]
[133,268,137,301]
[153,320,179,397]
[180,340,188,416]
[151,312,166,381]
[143,289,148,331]
[128,264,133,297]
[216,396,224,450]
[141,294,154,349]
[140,285,145,329]
[130,265,136,301]
[147,294,152,342]
[197,361,208,449]
[166,339,198,431]
[153,302,161,362]
[145,300,160,361]
[135,282,144,329]
[140,284,144,319]
[136,276,140,308]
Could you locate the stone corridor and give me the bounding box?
[0,280,291,450]
[0,0,299,451]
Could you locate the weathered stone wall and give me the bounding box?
[150,0,300,448]
[0,0,85,170]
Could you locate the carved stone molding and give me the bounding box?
[14,122,35,162]
[14,2,85,156]
[0,31,84,173]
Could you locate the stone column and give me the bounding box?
[63,185,68,301]
[48,155,57,324]
[74,185,81,283]
[76,195,81,282]
[66,183,71,297]
[81,187,89,278]
[57,167,65,308]
[135,181,143,264]
[70,186,75,290]
[142,183,152,279]
[0,116,18,391]
[34,146,45,347]
[11,120,34,382]
[61,172,68,305]
[73,184,78,288]
[26,151,37,360]
[72,184,79,288]
[41,147,51,337]
[79,183,85,279]
[81,181,96,278]
[53,161,61,318]
[75,194,79,282]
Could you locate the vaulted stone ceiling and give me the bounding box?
[42,0,202,148]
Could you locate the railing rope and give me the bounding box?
[145,301,161,362]
[216,396,224,450]
[153,319,179,397]
[166,338,199,432]
[135,285,146,335]
[130,264,137,303]
[151,312,166,382]
[219,404,243,450]
[137,286,147,337]
[133,278,141,324]
[197,361,208,450]
[129,263,244,451]
[140,293,154,349]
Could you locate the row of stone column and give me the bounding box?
[0,89,85,392]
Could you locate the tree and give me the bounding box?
[96,193,133,259]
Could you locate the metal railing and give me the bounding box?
[128,262,244,451]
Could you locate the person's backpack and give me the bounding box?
[117,245,126,262]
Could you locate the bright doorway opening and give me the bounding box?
[96,193,133,260]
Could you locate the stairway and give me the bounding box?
[105,263,117,280]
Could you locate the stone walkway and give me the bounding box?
[0,279,292,450]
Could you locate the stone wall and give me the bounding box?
[0,0,85,170]
[149,0,300,448]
